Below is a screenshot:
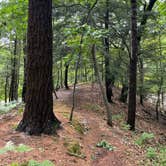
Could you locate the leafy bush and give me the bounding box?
[135,132,154,146]
[96,140,114,151]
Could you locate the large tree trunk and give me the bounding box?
[9,37,19,102]
[104,0,113,103]
[17,0,60,135]
[127,0,138,130]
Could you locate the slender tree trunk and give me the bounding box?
[17,0,60,135]
[64,63,69,89]
[104,0,113,103]
[56,69,60,90]
[22,37,27,103]
[120,83,128,103]
[9,37,19,101]
[22,56,27,102]
[5,75,9,103]
[139,57,144,106]
[84,65,88,82]
[156,90,160,121]
[60,55,63,88]
[127,0,138,130]
[137,0,157,106]
[92,44,112,126]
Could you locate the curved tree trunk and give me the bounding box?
[17,0,60,135]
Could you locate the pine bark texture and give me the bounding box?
[17,0,60,135]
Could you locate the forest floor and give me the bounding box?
[0,84,165,166]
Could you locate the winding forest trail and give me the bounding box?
[0,84,165,165]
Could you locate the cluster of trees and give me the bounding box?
[0,0,165,135]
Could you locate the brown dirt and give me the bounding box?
[0,84,165,166]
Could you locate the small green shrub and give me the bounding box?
[135,132,154,146]
[96,140,114,151]
[121,123,131,131]
[158,147,166,165]
[71,120,87,134]
[64,139,85,159]
[146,147,157,159]
[144,146,166,165]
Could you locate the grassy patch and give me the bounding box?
[0,101,20,114]
[0,141,32,154]
[10,160,54,166]
[112,113,124,121]
[84,103,102,112]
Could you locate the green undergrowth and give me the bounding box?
[112,113,124,121]
[0,141,32,154]
[63,138,86,159]
[84,103,102,112]
[10,160,54,166]
[142,146,166,166]
[135,132,155,146]
[0,101,21,114]
[96,140,114,151]
[70,119,88,134]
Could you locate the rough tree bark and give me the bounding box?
[17,0,60,135]
[127,0,138,130]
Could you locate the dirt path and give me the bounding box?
[0,85,163,166]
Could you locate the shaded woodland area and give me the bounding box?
[0,0,165,165]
